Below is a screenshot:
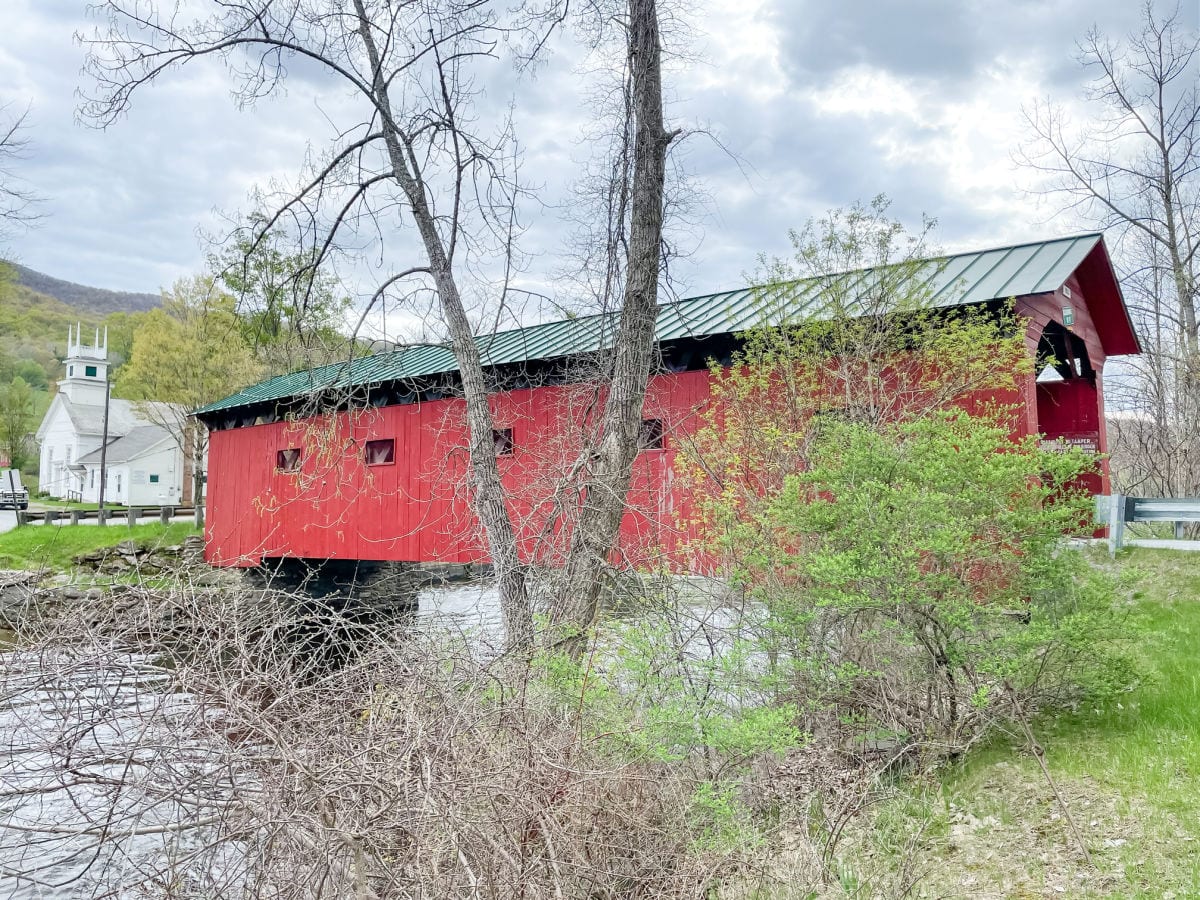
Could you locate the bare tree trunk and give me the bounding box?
[1161,162,1198,355]
[193,425,206,529]
[351,1,532,651]
[550,0,675,656]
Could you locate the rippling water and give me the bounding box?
[414,581,504,633]
[0,579,744,897]
[0,582,511,898]
[0,654,187,898]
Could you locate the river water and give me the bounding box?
[0,582,510,899]
[0,653,189,898]
[0,578,747,897]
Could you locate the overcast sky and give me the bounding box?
[0,0,1191,324]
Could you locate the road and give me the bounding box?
[0,510,16,535]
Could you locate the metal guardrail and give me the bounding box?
[16,506,199,527]
[1095,495,1200,555]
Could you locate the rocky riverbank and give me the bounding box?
[0,535,239,635]
[72,533,208,576]
[0,540,493,639]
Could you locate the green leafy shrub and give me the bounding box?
[676,202,1134,765]
[732,409,1134,755]
[529,608,805,856]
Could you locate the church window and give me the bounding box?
[68,366,74,376]
[85,366,97,377]
[149,474,160,484]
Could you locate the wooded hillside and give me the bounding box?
[0,264,164,473]
[8,262,159,315]
[0,262,161,391]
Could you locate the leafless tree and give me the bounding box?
[81,0,541,651]
[81,0,677,655]
[537,0,679,656]
[0,102,40,244]
[1107,223,1200,496]
[1018,1,1199,496]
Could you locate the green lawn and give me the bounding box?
[29,500,129,512]
[852,548,1200,898]
[0,522,200,572]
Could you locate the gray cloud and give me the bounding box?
[670,83,1002,292]
[0,0,1179,313]
[774,0,979,83]
[770,0,1159,91]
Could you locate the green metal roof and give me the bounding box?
[195,233,1106,416]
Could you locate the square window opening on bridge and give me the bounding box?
[639,418,665,451]
[493,428,514,456]
[276,448,302,473]
[365,438,395,466]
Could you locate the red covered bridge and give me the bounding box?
[194,233,1140,570]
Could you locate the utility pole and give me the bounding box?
[97,376,111,522]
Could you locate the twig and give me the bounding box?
[1005,683,1095,868]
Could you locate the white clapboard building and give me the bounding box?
[36,326,188,506]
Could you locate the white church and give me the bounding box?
[36,326,190,506]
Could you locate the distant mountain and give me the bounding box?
[0,264,161,394]
[7,263,160,316]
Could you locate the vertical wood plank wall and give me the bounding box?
[206,290,1114,569]
[205,369,714,568]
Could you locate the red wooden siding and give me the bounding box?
[205,370,715,568]
[205,292,1117,569]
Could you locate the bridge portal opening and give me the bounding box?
[1034,321,1105,496]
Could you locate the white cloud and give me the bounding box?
[0,0,1175,309]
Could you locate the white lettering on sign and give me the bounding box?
[1040,433,1100,454]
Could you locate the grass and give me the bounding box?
[1034,549,1200,893]
[29,499,129,511]
[0,522,200,572]
[848,548,1200,898]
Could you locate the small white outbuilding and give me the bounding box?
[74,425,185,506]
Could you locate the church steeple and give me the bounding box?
[60,323,110,406]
